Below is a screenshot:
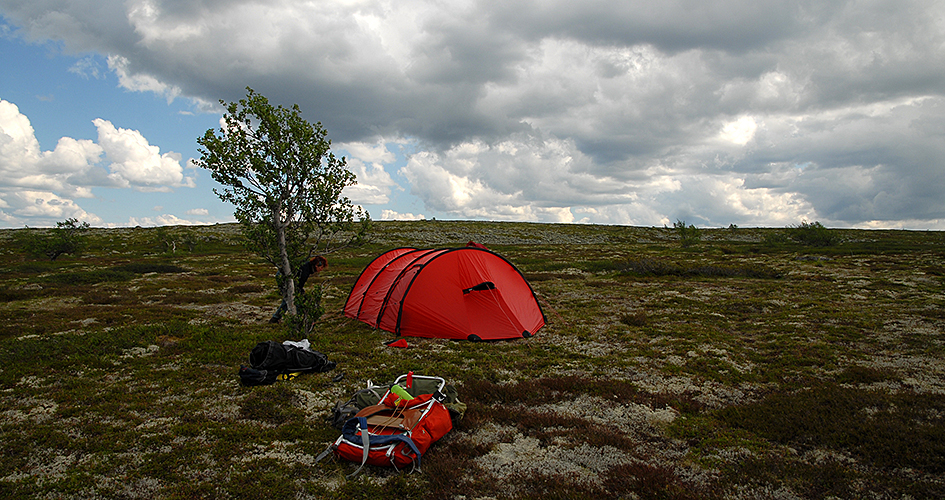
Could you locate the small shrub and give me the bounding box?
[620,311,648,327]
[715,384,945,473]
[703,263,783,279]
[10,262,55,274]
[506,470,609,499]
[284,284,324,336]
[43,269,135,285]
[674,219,701,248]
[721,454,855,499]
[614,259,782,279]
[40,262,186,288]
[0,289,38,302]
[790,220,837,247]
[153,226,200,253]
[602,462,707,500]
[19,218,91,260]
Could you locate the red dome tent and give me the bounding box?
[344,247,545,341]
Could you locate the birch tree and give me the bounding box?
[196,88,369,322]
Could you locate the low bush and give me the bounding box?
[715,384,945,473]
[608,259,782,279]
[620,311,649,327]
[43,269,135,285]
[18,218,91,260]
[112,262,189,274]
[790,220,837,247]
[674,219,702,248]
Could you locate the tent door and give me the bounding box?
[463,287,526,340]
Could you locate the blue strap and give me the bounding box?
[341,416,424,468]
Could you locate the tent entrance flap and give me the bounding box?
[463,288,527,339]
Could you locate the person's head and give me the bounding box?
[311,255,327,272]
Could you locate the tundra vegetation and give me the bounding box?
[1,221,943,499]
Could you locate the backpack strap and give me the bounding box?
[314,441,335,464]
[346,417,372,479]
[340,416,424,478]
[354,405,422,430]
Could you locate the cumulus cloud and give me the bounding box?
[1,100,102,201]
[92,118,195,190]
[116,213,211,227]
[0,99,195,225]
[3,0,945,227]
[339,140,400,206]
[380,210,425,221]
[0,190,102,225]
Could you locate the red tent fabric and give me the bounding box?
[344,247,545,341]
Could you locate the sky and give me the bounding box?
[1,0,944,229]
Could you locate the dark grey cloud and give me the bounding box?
[3,0,944,227]
[484,0,825,53]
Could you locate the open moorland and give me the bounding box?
[1,221,944,499]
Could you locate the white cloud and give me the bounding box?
[1,100,102,197]
[720,117,757,146]
[0,99,197,226]
[379,209,425,220]
[399,134,640,221]
[338,139,397,165]
[115,213,212,228]
[1,99,44,169]
[37,137,104,179]
[93,118,195,191]
[340,140,400,206]
[0,190,102,225]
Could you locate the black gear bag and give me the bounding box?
[239,340,336,386]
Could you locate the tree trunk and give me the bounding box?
[275,207,297,317]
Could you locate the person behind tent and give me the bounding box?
[270,255,327,323]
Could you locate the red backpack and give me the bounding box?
[317,374,453,477]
